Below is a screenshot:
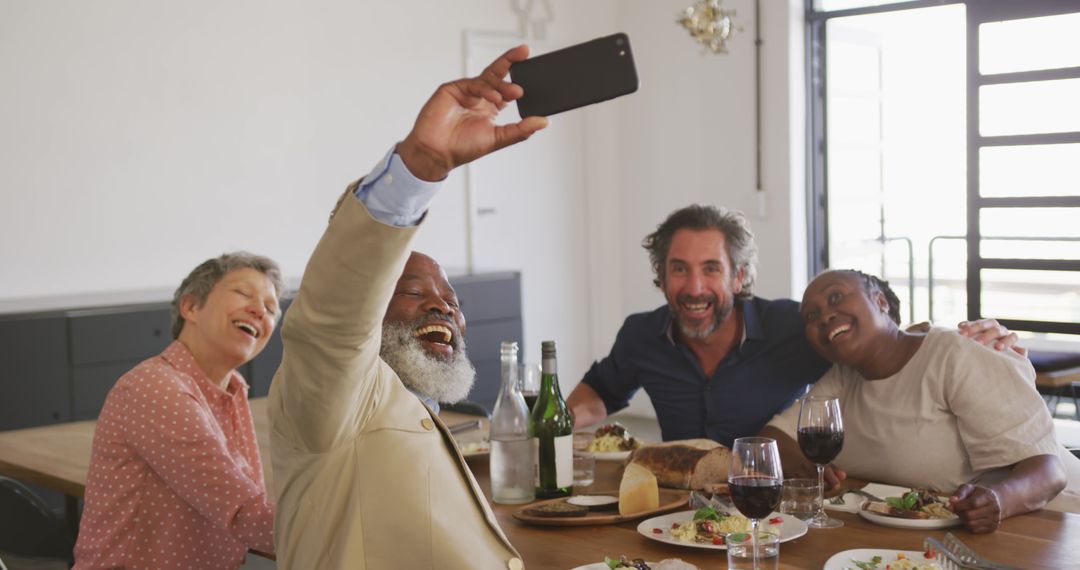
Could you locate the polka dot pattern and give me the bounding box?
[73,341,275,570]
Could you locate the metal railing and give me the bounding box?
[882,236,915,325]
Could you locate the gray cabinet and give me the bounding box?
[448,271,523,410]
[0,315,69,431]
[0,270,521,431]
[68,306,172,421]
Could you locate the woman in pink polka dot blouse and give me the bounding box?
[74,252,281,570]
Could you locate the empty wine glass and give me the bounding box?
[797,395,844,529]
[729,437,783,569]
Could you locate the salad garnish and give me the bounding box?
[604,555,651,569]
[692,506,731,522]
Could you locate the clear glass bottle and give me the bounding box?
[531,340,575,499]
[489,341,536,504]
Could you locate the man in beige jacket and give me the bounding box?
[268,45,547,569]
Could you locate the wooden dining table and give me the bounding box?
[2,398,1079,569]
[480,458,1080,569]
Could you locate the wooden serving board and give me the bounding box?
[511,489,689,527]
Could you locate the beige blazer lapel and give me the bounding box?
[428,409,519,554]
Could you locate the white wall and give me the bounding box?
[0,0,808,400]
[0,0,612,296]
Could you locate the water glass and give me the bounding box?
[726,531,779,570]
[572,432,596,487]
[779,478,821,521]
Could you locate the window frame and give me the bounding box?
[806,0,1080,335]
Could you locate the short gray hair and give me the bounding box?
[642,204,758,300]
[170,251,284,339]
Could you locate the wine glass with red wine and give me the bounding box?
[797,395,844,529]
[728,437,783,569]
[519,362,541,411]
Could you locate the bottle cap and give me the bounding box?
[541,340,556,357]
[501,341,519,355]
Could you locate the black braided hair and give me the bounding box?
[838,270,902,325]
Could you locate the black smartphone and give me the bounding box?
[510,33,639,118]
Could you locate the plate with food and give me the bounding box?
[594,450,634,461]
[571,556,700,570]
[825,483,908,512]
[588,423,642,461]
[823,548,943,570]
[857,489,961,530]
[637,506,807,550]
[455,438,490,457]
[570,556,655,570]
[512,488,689,527]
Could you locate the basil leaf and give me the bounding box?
[849,558,880,570]
[694,506,720,521]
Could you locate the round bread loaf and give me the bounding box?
[627,438,731,490]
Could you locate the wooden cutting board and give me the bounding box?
[511,488,690,527]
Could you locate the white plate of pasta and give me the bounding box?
[586,423,642,460]
[857,501,961,530]
[592,450,634,461]
[637,508,806,550]
[823,548,942,570]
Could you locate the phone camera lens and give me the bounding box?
[615,37,625,46]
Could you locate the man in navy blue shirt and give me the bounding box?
[566,204,1020,447]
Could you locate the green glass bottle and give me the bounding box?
[530,340,574,499]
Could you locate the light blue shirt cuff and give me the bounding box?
[353,146,441,227]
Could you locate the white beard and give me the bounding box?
[380,320,476,404]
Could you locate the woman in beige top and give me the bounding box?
[763,269,1076,533]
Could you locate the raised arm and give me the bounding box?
[270,45,547,453]
[272,197,419,452]
[396,44,547,182]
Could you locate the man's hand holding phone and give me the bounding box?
[398,44,549,182]
[510,33,639,118]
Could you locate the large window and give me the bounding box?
[807,0,1080,339]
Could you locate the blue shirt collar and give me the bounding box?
[741,297,766,342]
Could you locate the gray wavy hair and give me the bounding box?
[170,251,284,339]
[642,204,758,300]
